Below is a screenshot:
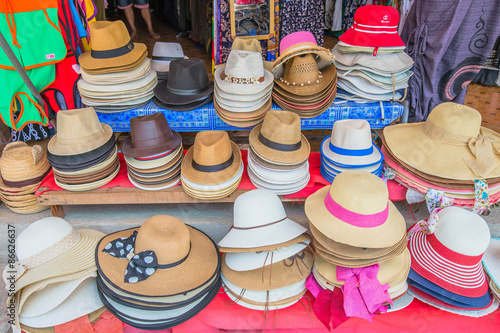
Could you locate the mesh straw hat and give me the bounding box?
[383,102,500,180]
[79,21,147,72]
[408,206,491,298]
[48,107,114,156]
[249,111,310,165]
[0,142,51,187]
[305,170,406,248]
[218,189,307,248]
[96,215,220,297]
[181,131,242,186]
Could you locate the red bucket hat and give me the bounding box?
[340,5,405,48]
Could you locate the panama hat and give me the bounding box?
[248,146,307,171]
[218,189,307,248]
[306,171,406,248]
[79,21,147,72]
[81,58,151,85]
[151,42,188,73]
[219,234,311,253]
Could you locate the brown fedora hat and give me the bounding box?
[79,21,147,72]
[121,113,182,158]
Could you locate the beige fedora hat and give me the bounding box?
[231,37,273,71]
[305,171,406,248]
[48,108,114,156]
[383,102,500,180]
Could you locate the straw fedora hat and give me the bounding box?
[2,217,105,292]
[181,131,241,186]
[321,119,382,167]
[218,189,307,248]
[305,171,406,248]
[249,111,310,165]
[48,108,114,156]
[79,21,147,72]
[151,42,188,73]
[384,103,500,180]
[0,142,51,187]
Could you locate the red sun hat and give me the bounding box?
[340,5,405,48]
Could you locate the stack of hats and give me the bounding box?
[218,190,313,310]
[47,107,119,191]
[230,37,273,72]
[272,31,337,118]
[78,21,156,113]
[154,59,213,111]
[95,215,221,330]
[151,42,188,81]
[121,113,183,191]
[305,171,411,319]
[0,142,51,214]
[248,111,311,195]
[382,102,500,210]
[3,217,105,332]
[407,206,499,316]
[321,119,383,182]
[214,49,273,127]
[181,131,242,199]
[332,5,413,102]
[483,237,500,300]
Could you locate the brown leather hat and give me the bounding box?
[121,113,182,158]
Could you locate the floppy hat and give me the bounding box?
[79,21,147,72]
[181,131,242,186]
[48,107,114,156]
[249,111,310,165]
[0,142,51,187]
[408,206,490,298]
[151,42,188,73]
[305,170,406,248]
[218,189,307,248]
[340,5,405,48]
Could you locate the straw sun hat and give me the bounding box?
[0,142,51,187]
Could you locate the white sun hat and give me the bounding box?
[151,42,188,73]
[78,70,157,93]
[215,81,273,101]
[81,58,152,85]
[248,168,310,195]
[218,189,307,248]
[483,238,500,290]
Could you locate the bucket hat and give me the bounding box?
[218,189,307,248]
[335,41,405,54]
[305,170,406,248]
[79,21,147,72]
[48,107,114,156]
[151,42,188,73]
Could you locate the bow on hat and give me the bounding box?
[464,133,500,178]
[407,207,442,240]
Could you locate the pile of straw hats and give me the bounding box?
[78,21,156,113]
[218,190,313,310]
[407,206,499,316]
[0,142,51,214]
[154,59,213,111]
[321,119,383,182]
[122,113,183,190]
[333,5,413,102]
[483,238,500,301]
[181,131,242,199]
[151,42,188,81]
[95,215,221,330]
[214,49,273,127]
[272,31,337,118]
[47,107,119,191]
[248,111,310,195]
[3,217,105,332]
[305,171,411,318]
[382,102,500,209]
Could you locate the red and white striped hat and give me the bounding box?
[340,5,405,48]
[408,206,490,298]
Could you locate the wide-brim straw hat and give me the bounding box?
[0,142,51,186]
[219,233,311,253]
[305,171,406,248]
[81,58,151,85]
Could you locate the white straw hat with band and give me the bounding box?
[151,42,188,73]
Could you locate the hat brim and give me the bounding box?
[272,77,336,103]
[272,85,337,119]
[79,43,148,72]
[214,67,274,95]
[248,168,310,195]
[128,174,181,191]
[81,58,151,85]
[55,163,120,191]
[154,79,214,106]
[321,135,383,167]
[215,82,273,101]
[272,47,335,78]
[48,124,114,156]
[47,135,116,166]
[247,155,309,183]
[125,145,183,170]
[153,95,213,112]
[151,55,188,72]
[81,53,148,75]
[78,70,157,94]
[214,88,272,111]
[247,147,307,170]
[121,130,182,158]
[273,64,337,96]
[332,47,413,73]
[54,158,120,184]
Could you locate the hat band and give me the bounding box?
[1,168,50,188]
[258,133,302,152]
[230,216,288,231]
[329,142,374,157]
[221,72,265,84]
[167,85,209,96]
[324,192,388,227]
[91,40,134,59]
[192,153,234,173]
[152,55,184,62]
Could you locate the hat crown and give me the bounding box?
[424,103,481,139]
[193,131,233,166]
[282,53,320,84]
[329,171,388,215]
[353,5,400,27]
[167,59,209,92]
[261,110,302,145]
[89,21,131,51]
[232,38,262,53]
[233,189,287,228]
[279,31,317,55]
[434,206,490,256]
[331,119,372,150]
[56,108,106,141]
[16,217,73,260]
[152,42,184,58]
[135,215,191,265]
[129,113,175,149]
[224,50,264,80]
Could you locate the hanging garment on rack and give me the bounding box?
[342,0,367,32]
[280,0,324,46]
[398,0,414,34]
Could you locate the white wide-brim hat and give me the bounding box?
[214,66,274,95]
[248,168,310,195]
[81,58,152,85]
[78,70,157,93]
[215,82,273,102]
[332,45,414,73]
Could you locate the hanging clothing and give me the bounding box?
[280,0,324,47]
[401,0,500,122]
[342,0,367,32]
[398,0,414,35]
